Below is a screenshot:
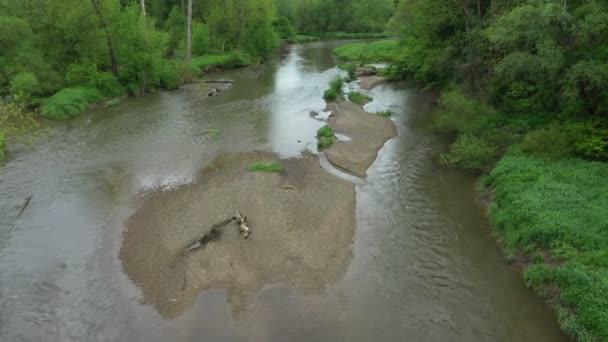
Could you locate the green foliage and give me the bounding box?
[433,90,496,136]
[333,40,401,62]
[191,52,251,74]
[485,149,608,341]
[286,35,320,43]
[158,60,184,90]
[441,134,498,173]
[273,17,296,39]
[521,124,576,158]
[317,125,336,150]
[339,63,357,82]
[0,132,5,160]
[323,77,344,102]
[165,5,185,56]
[41,87,101,120]
[323,32,390,40]
[10,72,40,99]
[247,161,283,173]
[348,91,372,105]
[563,61,608,116]
[192,21,211,56]
[377,110,392,117]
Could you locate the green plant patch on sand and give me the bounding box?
[484,148,608,341]
[376,110,392,117]
[41,87,102,120]
[247,162,283,173]
[317,125,336,150]
[348,91,372,105]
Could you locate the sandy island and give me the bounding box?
[120,76,395,318]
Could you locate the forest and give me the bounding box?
[1,0,607,340]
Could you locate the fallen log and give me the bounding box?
[186,216,235,251]
[185,211,251,251]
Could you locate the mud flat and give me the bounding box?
[120,152,356,317]
[324,100,397,177]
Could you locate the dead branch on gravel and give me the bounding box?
[185,211,251,251]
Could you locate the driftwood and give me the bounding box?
[16,195,32,218]
[186,212,251,251]
[204,79,234,84]
[235,211,251,239]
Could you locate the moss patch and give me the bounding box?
[247,162,283,173]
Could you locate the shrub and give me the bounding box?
[333,40,401,62]
[159,60,184,90]
[226,50,251,68]
[10,72,40,99]
[272,17,296,39]
[339,63,357,82]
[317,126,335,150]
[247,162,283,173]
[323,77,344,101]
[348,91,372,105]
[521,124,575,158]
[433,90,496,136]
[192,22,210,56]
[41,87,101,120]
[441,134,498,173]
[377,110,392,117]
[287,35,319,43]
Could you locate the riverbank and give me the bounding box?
[334,40,608,340]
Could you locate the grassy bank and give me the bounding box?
[0,132,5,161]
[484,149,608,341]
[333,40,401,62]
[191,51,251,74]
[41,87,102,120]
[286,35,320,43]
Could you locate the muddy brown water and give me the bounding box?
[0,41,568,341]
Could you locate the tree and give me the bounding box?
[185,0,192,70]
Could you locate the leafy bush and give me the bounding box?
[333,40,401,62]
[247,162,283,173]
[521,124,575,158]
[317,125,335,150]
[339,63,357,82]
[441,134,499,173]
[433,90,497,136]
[323,77,344,101]
[348,91,372,105]
[192,22,210,56]
[485,149,608,341]
[41,87,101,120]
[287,35,319,43]
[10,72,40,99]
[377,110,392,117]
[159,60,184,90]
[272,17,296,39]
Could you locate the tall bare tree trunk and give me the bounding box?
[91,0,120,78]
[477,0,481,17]
[185,0,193,69]
[140,0,146,17]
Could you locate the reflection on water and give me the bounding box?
[0,41,567,341]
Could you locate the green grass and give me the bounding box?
[247,162,283,173]
[191,51,251,74]
[323,32,390,40]
[348,91,372,105]
[338,63,357,82]
[0,132,5,160]
[41,87,102,120]
[377,110,392,117]
[484,148,608,341]
[317,125,335,150]
[323,77,344,102]
[333,40,401,63]
[287,35,320,43]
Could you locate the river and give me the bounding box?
[0,41,568,341]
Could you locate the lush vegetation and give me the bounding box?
[348,91,372,106]
[334,40,401,63]
[277,0,395,34]
[339,63,358,82]
[247,162,283,173]
[485,149,608,340]
[380,0,608,339]
[317,125,336,150]
[41,87,103,120]
[377,110,392,117]
[0,99,40,160]
[323,77,344,102]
